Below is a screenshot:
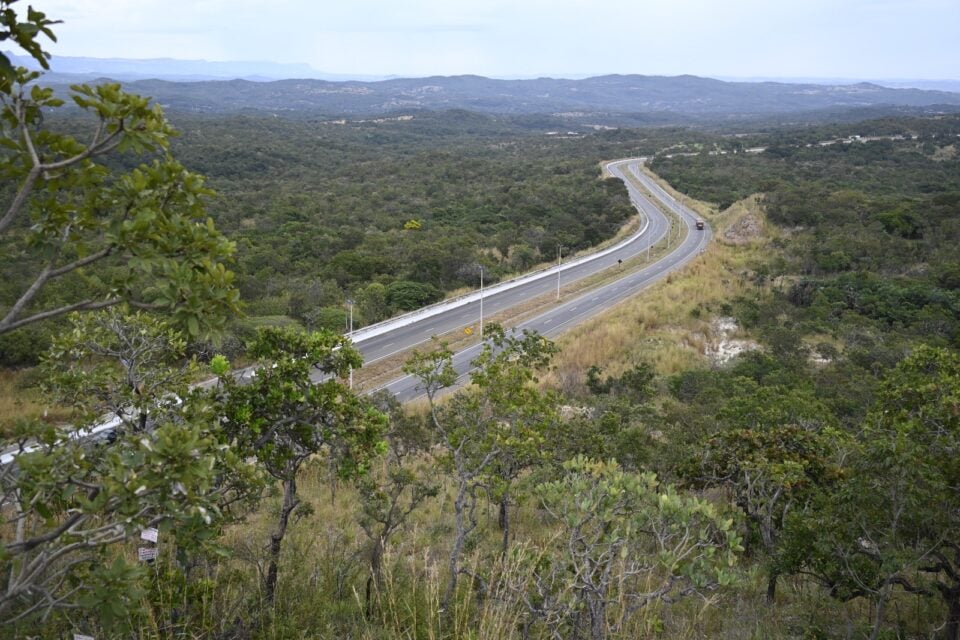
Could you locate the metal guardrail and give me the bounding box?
[348,159,650,344]
[0,159,655,466]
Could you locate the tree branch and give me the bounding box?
[0,297,122,334]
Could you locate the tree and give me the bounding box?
[0,1,59,81]
[39,308,195,432]
[687,424,845,602]
[1,358,260,633]
[356,391,437,614]
[403,340,487,610]
[404,327,560,608]
[468,325,559,555]
[783,346,960,639]
[213,327,386,604]
[1,39,239,337]
[502,457,741,640]
[385,280,442,312]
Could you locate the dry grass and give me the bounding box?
[546,189,772,391]
[195,452,924,639]
[0,369,71,437]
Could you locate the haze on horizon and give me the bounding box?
[36,0,960,81]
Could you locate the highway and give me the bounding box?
[1,159,708,465]
[357,159,712,401]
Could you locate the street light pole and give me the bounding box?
[557,245,562,301]
[479,265,484,338]
[346,298,354,389]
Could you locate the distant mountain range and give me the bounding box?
[4,52,392,82]
[93,75,960,118]
[9,53,960,119]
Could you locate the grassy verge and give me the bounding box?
[352,183,685,392]
[545,190,771,392]
[0,370,72,437]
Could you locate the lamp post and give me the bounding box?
[346,298,354,389]
[557,245,563,301]
[479,265,484,338]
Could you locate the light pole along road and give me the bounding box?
[350,158,712,402]
[0,159,707,466]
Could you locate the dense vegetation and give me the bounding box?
[37,71,960,116]
[168,112,639,320]
[1,109,713,363]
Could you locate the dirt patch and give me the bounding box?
[704,317,760,365]
[722,214,762,244]
[932,144,957,162]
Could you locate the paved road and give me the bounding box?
[1,159,706,465]
[369,159,712,401]
[344,159,668,369]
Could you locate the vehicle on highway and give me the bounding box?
[695,219,705,230]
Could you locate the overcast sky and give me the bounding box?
[34,0,960,80]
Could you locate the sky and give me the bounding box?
[33,0,960,80]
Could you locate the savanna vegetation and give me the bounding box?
[3,3,960,638]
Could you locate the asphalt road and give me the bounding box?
[0,159,708,465]
[366,159,712,401]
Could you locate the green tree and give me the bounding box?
[503,457,741,640]
[0,1,58,80]
[357,282,389,324]
[40,308,196,432]
[385,280,442,312]
[1,373,259,632]
[213,327,386,603]
[403,340,485,610]
[356,391,437,614]
[405,327,561,608]
[783,346,960,639]
[468,325,560,555]
[1,50,239,337]
[687,424,845,602]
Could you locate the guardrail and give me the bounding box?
[0,159,655,467]
[349,159,649,344]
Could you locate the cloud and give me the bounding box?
[29,0,960,78]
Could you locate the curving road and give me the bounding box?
[361,158,711,401]
[0,159,708,465]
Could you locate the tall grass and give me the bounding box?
[547,191,772,393]
[0,369,71,437]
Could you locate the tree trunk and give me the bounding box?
[946,593,960,640]
[365,537,385,617]
[499,493,510,555]
[589,598,607,640]
[766,571,779,604]
[442,478,468,611]
[265,476,299,604]
[868,584,890,640]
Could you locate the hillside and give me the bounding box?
[39,71,960,117]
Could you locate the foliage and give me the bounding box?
[0,0,58,80]
[0,65,239,338]
[782,346,960,638]
[469,326,561,553]
[0,405,260,632]
[687,423,845,601]
[213,327,387,602]
[500,456,741,640]
[356,391,438,612]
[39,308,195,431]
